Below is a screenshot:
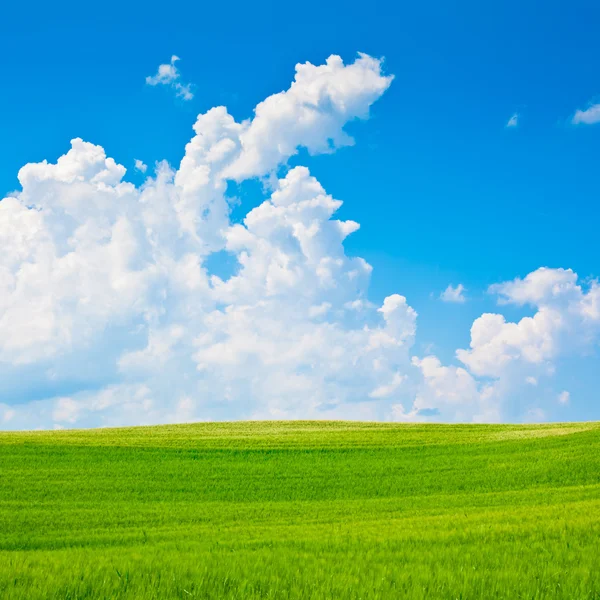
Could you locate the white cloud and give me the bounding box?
[440,283,466,303]
[1,54,598,430]
[572,103,600,125]
[146,55,194,100]
[135,158,148,173]
[558,390,570,405]
[369,373,406,399]
[146,55,180,85]
[400,355,499,423]
[490,267,580,307]
[134,159,147,173]
[52,397,81,423]
[457,268,600,382]
[174,82,193,101]
[506,113,519,128]
[0,53,422,429]
[222,53,393,180]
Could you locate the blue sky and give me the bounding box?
[1,0,599,427]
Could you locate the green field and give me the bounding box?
[1,421,600,599]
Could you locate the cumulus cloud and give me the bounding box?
[0,53,420,429]
[457,268,600,381]
[146,55,194,100]
[440,284,466,303]
[398,356,500,423]
[1,54,598,430]
[222,53,393,180]
[506,113,519,128]
[572,103,600,125]
[134,159,147,173]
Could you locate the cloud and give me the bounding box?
[369,373,406,399]
[558,390,570,405]
[457,268,600,379]
[174,83,193,102]
[1,53,598,430]
[401,355,500,423]
[440,284,466,303]
[0,53,419,429]
[221,53,393,180]
[146,55,180,85]
[572,103,600,125]
[134,159,147,173]
[506,113,519,128]
[146,55,194,100]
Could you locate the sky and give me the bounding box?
[1,0,599,429]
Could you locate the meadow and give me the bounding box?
[1,420,599,599]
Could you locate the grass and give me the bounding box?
[1,420,599,599]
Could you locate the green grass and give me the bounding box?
[1,421,600,599]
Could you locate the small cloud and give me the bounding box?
[440,284,466,303]
[174,83,193,101]
[558,390,570,405]
[146,55,194,100]
[506,113,519,128]
[525,376,538,386]
[572,103,600,125]
[146,55,180,86]
[134,159,147,174]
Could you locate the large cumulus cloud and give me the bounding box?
[0,54,598,429]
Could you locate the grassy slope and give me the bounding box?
[1,421,600,599]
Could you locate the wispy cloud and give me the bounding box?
[572,103,600,125]
[146,55,194,101]
[506,113,519,128]
[440,284,466,303]
[134,159,147,173]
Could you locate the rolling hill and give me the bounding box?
[1,421,599,599]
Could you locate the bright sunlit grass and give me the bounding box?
[1,421,599,599]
